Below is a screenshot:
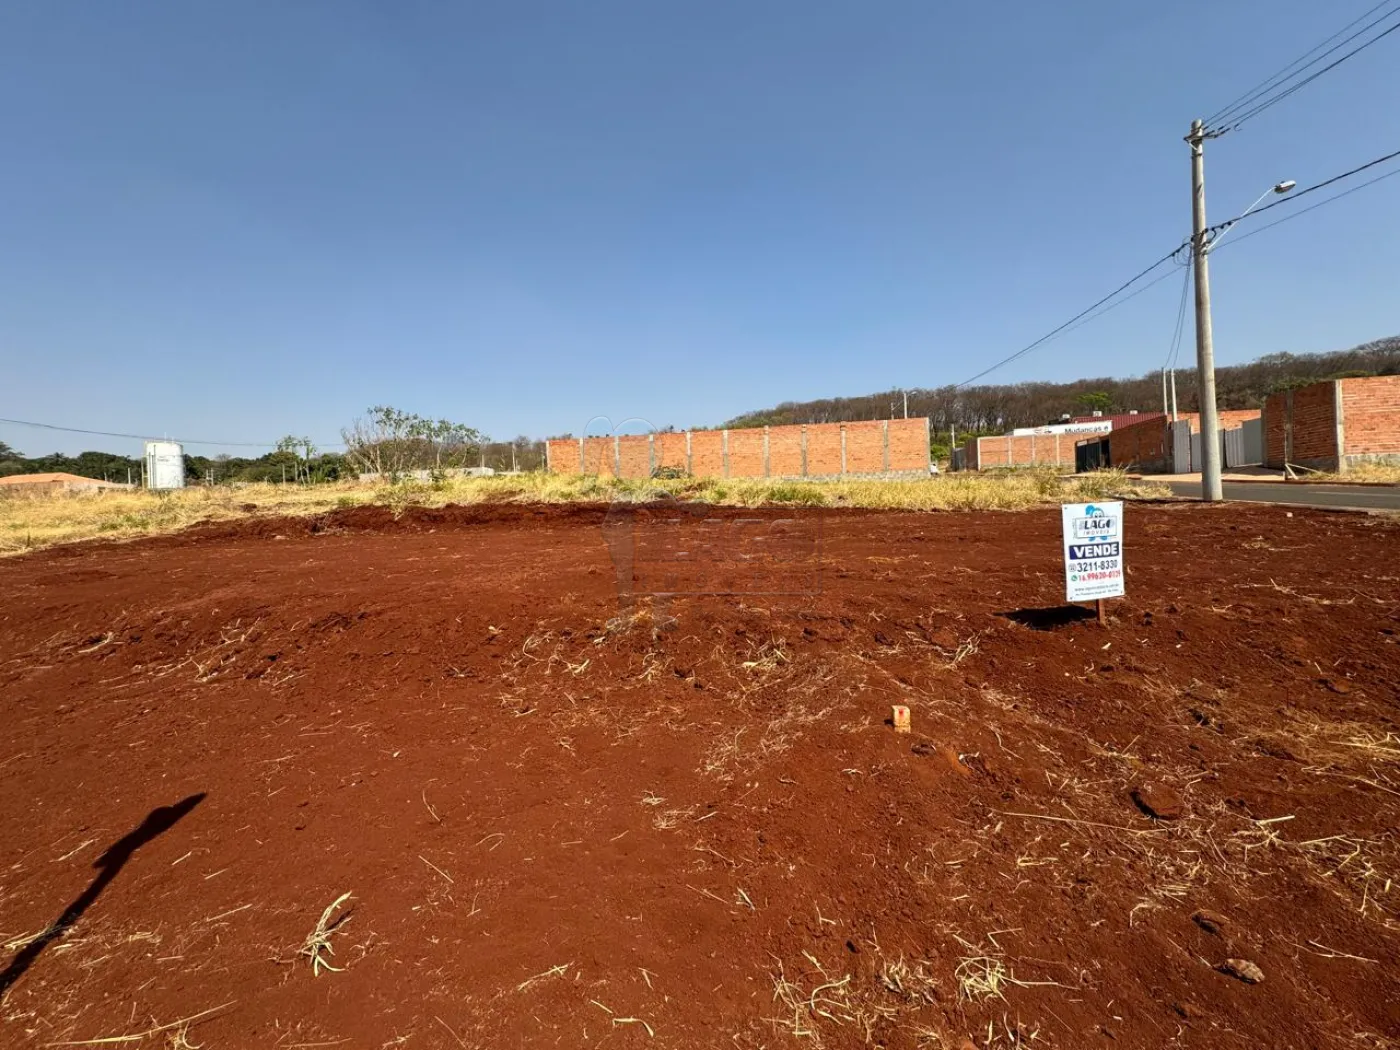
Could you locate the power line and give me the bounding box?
[964,265,1181,374]
[1206,8,1400,135]
[953,140,1399,390]
[1204,145,1400,242]
[1214,165,1400,251]
[1048,266,1181,346]
[946,250,1187,392]
[1250,145,1400,216]
[1204,0,1398,127]
[0,416,343,450]
[1164,257,1192,373]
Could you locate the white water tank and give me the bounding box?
[144,441,185,490]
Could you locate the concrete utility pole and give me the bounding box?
[902,390,908,419]
[1188,119,1223,501]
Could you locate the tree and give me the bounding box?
[341,407,483,479]
[276,435,318,483]
[0,441,20,460]
[1072,391,1114,414]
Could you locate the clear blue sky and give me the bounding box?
[2,1,1397,456]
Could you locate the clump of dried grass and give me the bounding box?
[299,891,353,976]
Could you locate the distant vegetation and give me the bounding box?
[3,337,1396,483]
[0,408,548,485]
[724,335,1400,438]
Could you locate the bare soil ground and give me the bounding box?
[1,502,1398,1049]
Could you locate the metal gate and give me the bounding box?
[1220,421,1263,469]
[1076,438,1107,472]
[1170,421,1191,473]
[1240,418,1263,465]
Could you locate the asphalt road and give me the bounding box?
[1153,480,1400,512]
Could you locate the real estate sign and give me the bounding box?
[1061,501,1125,602]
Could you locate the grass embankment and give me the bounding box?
[0,469,1162,555]
[1295,462,1400,484]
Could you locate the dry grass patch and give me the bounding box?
[1293,462,1400,485]
[1,470,1167,555]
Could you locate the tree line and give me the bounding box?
[723,334,1400,439]
[4,337,1395,483]
[0,406,548,485]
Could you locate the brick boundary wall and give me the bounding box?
[1105,414,1172,472]
[968,432,1081,469]
[545,418,931,480]
[1263,375,1400,471]
[1263,382,1339,470]
[1339,375,1400,466]
[953,409,1264,473]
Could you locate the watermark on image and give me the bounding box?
[580,417,825,621]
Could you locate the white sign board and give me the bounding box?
[1012,421,1112,436]
[1061,501,1124,602]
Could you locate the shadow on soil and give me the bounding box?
[0,793,205,999]
[999,605,1097,631]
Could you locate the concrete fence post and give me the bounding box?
[648,433,655,476]
[1006,434,1012,467]
[840,426,847,477]
[1333,379,1346,473]
[685,430,693,475]
[881,420,890,472]
[1030,433,1037,466]
[800,426,808,477]
[578,436,585,473]
[763,427,771,477]
[613,435,621,477]
[1284,390,1295,466]
[924,417,932,473]
[722,430,730,478]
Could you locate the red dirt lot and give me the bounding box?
[1,501,1398,1050]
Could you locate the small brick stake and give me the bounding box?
[892,706,911,734]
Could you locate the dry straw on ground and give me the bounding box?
[299,892,352,976]
[0,469,1163,555]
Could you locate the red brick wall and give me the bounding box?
[655,432,687,471]
[890,418,930,469]
[769,426,804,476]
[726,428,764,477]
[1106,416,1170,471]
[1340,376,1400,460]
[583,437,613,476]
[617,435,650,477]
[844,421,884,473]
[972,433,1077,469]
[805,425,843,476]
[1262,381,1339,469]
[545,419,930,479]
[690,431,725,477]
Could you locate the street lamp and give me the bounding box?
[1188,115,1296,505]
[1207,181,1296,253]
